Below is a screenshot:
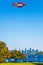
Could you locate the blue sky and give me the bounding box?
[0,0,43,51]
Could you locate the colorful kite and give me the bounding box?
[12,2,26,8]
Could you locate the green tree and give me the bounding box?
[10,50,26,59]
[38,51,43,54]
[0,41,10,63]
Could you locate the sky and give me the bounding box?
[0,0,43,51]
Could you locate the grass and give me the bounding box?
[0,62,43,65]
[0,63,35,65]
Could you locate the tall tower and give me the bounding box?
[25,48,27,54]
[30,48,31,52]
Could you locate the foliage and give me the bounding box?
[35,63,43,65]
[10,50,26,59]
[38,51,43,54]
[0,41,26,63]
[0,41,10,63]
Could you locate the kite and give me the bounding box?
[12,2,26,8]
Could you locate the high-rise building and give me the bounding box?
[29,48,31,52]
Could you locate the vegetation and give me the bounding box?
[0,41,26,63]
[0,63,35,65]
[0,40,43,64]
[38,51,43,54]
[10,50,26,59]
[0,41,10,63]
[34,63,43,65]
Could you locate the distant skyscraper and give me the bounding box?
[24,48,27,54]
[30,48,31,52]
[35,50,38,53]
[32,49,34,52]
[25,48,27,52]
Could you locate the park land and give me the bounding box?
[0,63,35,65]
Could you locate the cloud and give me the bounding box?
[22,40,32,43]
[22,40,26,43]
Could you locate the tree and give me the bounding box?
[38,51,43,54]
[10,50,17,59]
[0,41,10,63]
[10,50,26,59]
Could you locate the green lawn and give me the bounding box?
[0,62,43,65]
[0,63,35,65]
